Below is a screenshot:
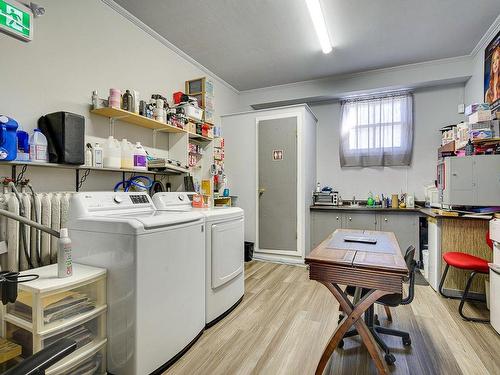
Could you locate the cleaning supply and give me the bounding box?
[104,136,121,168]
[16,127,29,161]
[93,143,103,168]
[367,192,374,207]
[29,129,48,162]
[57,228,73,278]
[122,90,133,111]
[133,142,148,171]
[121,139,133,169]
[0,115,19,161]
[84,143,93,167]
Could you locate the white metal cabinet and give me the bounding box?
[377,213,418,256]
[310,211,342,249]
[343,212,377,231]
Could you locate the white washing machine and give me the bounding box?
[153,192,244,326]
[67,192,205,375]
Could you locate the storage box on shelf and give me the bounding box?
[1,264,107,375]
[185,77,215,125]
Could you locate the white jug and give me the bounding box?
[104,136,121,168]
[120,139,134,169]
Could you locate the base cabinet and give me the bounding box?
[311,210,419,256]
[311,211,342,249]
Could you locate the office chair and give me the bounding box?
[338,245,417,365]
[438,231,492,322]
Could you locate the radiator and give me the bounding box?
[0,192,72,272]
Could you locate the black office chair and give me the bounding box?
[338,245,417,365]
[2,338,77,375]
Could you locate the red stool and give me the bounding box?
[438,232,492,322]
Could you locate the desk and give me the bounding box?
[305,229,408,375]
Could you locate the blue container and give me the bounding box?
[0,116,19,161]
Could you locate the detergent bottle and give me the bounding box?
[104,136,121,168]
[16,125,29,162]
[120,139,133,169]
[0,115,19,161]
[133,142,148,171]
[29,129,48,162]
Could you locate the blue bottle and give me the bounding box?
[0,115,19,161]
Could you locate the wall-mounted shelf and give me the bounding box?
[0,161,188,192]
[91,107,184,133]
[188,132,213,143]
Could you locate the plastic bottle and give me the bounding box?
[108,88,121,109]
[122,90,133,111]
[57,228,73,278]
[133,142,148,171]
[16,126,29,162]
[103,136,121,168]
[121,139,133,169]
[29,129,48,162]
[84,143,93,167]
[93,143,103,168]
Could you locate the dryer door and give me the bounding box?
[211,218,244,289]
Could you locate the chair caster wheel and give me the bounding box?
[384,353,396,365]
[338,339,344,349]
[402,337,411,346]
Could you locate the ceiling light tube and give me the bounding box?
[305,0,332,54]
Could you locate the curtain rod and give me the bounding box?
[341,90,412,104]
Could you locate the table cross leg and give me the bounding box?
[315,282,390,375]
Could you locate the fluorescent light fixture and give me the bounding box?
[305,0,332,54]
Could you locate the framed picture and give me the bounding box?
[484,30,500,112]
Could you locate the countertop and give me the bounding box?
[310,205,492,220]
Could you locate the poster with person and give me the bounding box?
[485,30,500,112]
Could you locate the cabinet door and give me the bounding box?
[311,211,342,249]
[378,213,417,256]
[446,157,474,206]
[342,212,377,231]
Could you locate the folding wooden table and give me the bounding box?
[305,229,408,375]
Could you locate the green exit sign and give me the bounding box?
[0,0,33,41]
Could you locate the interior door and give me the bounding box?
[258,116,297,252]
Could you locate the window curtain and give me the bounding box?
[339,93,413,167]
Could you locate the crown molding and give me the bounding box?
[100,0,239,94]
[471,14,500,57]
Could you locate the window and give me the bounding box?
[339,93,413,167]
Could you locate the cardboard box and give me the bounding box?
[465,103,490,116]
[469,110,493,124]
[469,129,493,140]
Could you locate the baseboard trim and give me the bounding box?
[253,253,305,265]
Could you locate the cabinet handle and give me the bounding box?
[348,217,352,221]
[384,218,388,222]
[336,216,339,220]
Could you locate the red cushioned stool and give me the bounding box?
[438,232,492,323]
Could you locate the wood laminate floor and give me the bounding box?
[165,261,500,375]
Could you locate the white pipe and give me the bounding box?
[0,208,60,238]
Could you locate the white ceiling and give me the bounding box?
[114,0,500,91]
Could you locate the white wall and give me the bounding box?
[311,84,465,201]
[465,15,500,105]
[0,0,239,192]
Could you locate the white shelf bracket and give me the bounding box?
[109,118,115,137]
[152,129,158,148]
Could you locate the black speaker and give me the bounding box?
[38,112,85,165]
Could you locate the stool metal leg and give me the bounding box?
[458,272,490,323]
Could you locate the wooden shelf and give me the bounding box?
[188,132,213,143]
[91,107,184,133]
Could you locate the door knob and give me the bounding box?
[258,188,266,196]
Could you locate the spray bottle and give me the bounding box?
[58,228,73,278]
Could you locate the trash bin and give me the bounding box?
[244,241,254,262]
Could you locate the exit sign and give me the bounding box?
[0,0,33,41]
